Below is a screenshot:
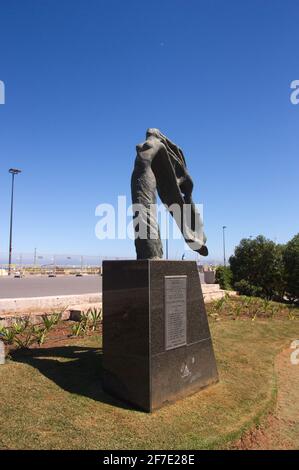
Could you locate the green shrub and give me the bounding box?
[230,235,285,300]
[215,266,233,290]
[234,280,264,297]
[283,233,299,302]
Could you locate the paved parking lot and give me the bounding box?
[0,275,102,298]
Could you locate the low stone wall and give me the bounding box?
[0,293,101,315]
[0,285,235,327]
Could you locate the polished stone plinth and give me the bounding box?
[102,260,218,412]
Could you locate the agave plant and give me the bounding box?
[287,307,296,320]
[88,307,102,331]
[247,298,254,318]
[261,299,271,315]
[71,322,83,337]
[269,304,279,319]
[234,304,242,319]
[51,309,64,326]
[252,299,262,319]
[51,311,63,325]
[11,319,29,335]
[32,325,47,346]
[214,296,227,313]
[0,327,17,345]
[81,312,90,332]
[15,328,36,349]
[41,314,57,331]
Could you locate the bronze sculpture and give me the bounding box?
[131,128,208,259]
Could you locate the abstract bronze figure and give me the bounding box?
[103,130,218,412]
[131,128,208,259]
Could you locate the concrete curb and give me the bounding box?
[0,292,102,315]
[0,285,232,315]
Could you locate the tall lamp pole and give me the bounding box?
[222,225,227,267]
[8,168,22,275]
[165,213,169,260]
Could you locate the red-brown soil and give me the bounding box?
[233,346,299,449]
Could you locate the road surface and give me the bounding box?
[0,275,102,298]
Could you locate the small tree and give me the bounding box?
[283,233,299,302]
[215,266,233,290]
[229,235,285,300]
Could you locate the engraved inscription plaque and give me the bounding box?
[165,275,187,350]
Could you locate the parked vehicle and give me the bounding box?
[14,271,24,278]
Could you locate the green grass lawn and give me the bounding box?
[0,317,298,450]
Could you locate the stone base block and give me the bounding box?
[103,260,218,412]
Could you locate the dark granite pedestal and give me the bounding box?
[102,260,218,412]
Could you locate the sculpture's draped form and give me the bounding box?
[131,128,208,260]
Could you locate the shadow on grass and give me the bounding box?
[11,346,134,411]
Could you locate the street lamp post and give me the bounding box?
[222,225,227,267]
[52,255,56,275]
[165,213,169,260]
[8,168,22,275]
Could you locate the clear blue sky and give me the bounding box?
[0,0,298,262]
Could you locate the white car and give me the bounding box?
[14,271,24,278]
